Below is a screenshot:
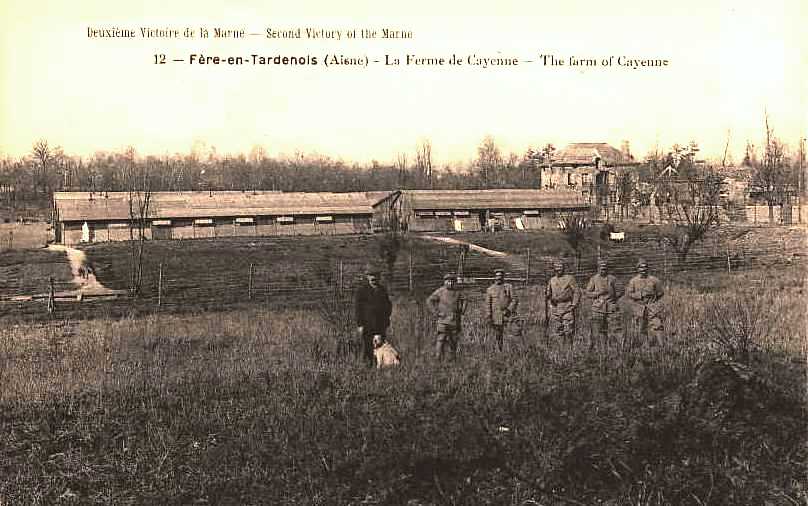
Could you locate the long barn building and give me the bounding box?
[53,191,382,245]
[372,189,589,233]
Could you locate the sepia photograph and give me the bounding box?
[1,0,805,504]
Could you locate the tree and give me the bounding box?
[558,211,590,272]
[658,171,722,264]
[415,139,433,188]
[749,114,789,224]
[475,135,502,188]
[120,148,152,296]
[614,171,635,220]
[31,139,64,197]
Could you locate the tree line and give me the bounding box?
[1,122,804,217]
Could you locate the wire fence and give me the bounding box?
[1,228,804,323]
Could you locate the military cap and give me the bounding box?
[636,259,648,268]
[443,273,456,280]
[364,264,381,275]
[494,269,505,276]
[553,259,565,268]
[598,259,608,267]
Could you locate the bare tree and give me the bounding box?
[476,135,502,188]
[31,139,64,197]
[415,139,433,188]
[558,211,590,272]
[121,149,152,296]
[395,152,408,188]
[614,171,634,221]
[750,114,789,224]
[658,172,722,263]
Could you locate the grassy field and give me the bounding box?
[0,259,805,504]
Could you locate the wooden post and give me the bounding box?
[8,230,12,250]
[408,252,413,293]
[47,276,55,314]
[338,260,344,296]
[726,245,731,274]
[525,248,531,286]
[248,263,254,300]
[157,263,163,307]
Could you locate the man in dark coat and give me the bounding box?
[354,266,393,365]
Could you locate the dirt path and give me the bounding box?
[46,245,109,293]
[417,235,534,272]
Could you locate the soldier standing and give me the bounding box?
[626,259,665,345]
[584,259,623,348]
[354,265,393,365]
[427,273,466,361]
[485,269,518,351]
[545,260,580,342]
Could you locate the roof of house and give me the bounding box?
[373,189,589,210]
[552,143,635,166]
[54,191,379,222]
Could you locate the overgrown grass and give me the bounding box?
[1,264,805,505]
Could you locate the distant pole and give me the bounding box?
[248,263,254,300]
[8,231,12,250]
[338,260,344,296]
[408,252,413,293]
[47,276,55,314]
[525,248,531,285]
[726,245,731,274]
[157,263,163,307]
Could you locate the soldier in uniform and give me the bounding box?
[626,259,665,345]
[545,260,580,342]
[353,265,393,365]
[485,269,518,351]
[584,259,623,348]
[427,273,466,361]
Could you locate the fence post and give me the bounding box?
[248,263,254,300]
[726,245,731,274]
[157,263,163,307]
[525,248,531,286]
[8,231,12,250]
[47,276,55,314]
[408,252,413,293]
[338,260,344,296]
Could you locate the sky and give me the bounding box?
[0,0,805,166]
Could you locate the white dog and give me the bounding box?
[372,334,401,368]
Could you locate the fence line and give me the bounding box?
[2,234,804,322]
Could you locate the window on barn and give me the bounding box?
[276,216,294,224]
[235,217,254,225]
[194,218,214,226]
[315,216,333,222]
[152,219,171,226]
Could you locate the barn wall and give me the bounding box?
[256,217,277,236]
[352,215,372,233]
[235,222,256,237]
[215,219,236,238]
[294,217,318,236]
[172,220,195,239]
[194,223,215,239]
[63,223,82,245]
[94,223,110,242]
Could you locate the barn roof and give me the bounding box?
[552,143,635,166]
[373,189,589,210]
[54,191,378,222]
